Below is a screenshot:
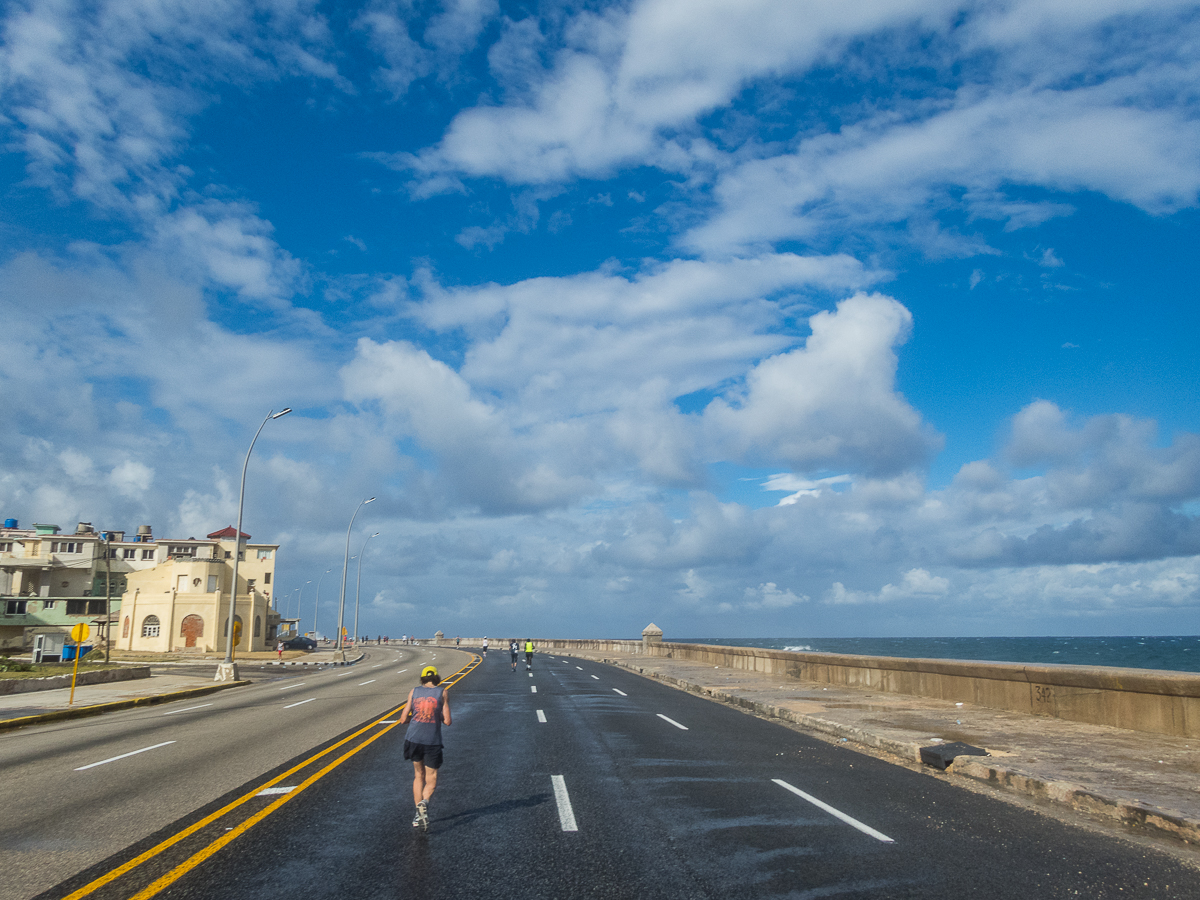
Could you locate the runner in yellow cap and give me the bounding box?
[399,664,452,832]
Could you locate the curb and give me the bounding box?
[0,680,252,733]
[584,654,1200,849]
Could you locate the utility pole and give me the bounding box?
[104,535,112,664]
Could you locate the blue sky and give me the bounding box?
[2,0,1200,640]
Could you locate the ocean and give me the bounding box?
[679,636,1200,674]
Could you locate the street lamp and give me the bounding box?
[335,498,375,661]
[218,407,292,682]
[313,568,332,640]
[295,580,311,635]
[352,532,380,649]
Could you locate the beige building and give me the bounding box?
[1,521,164,652]
[120,527,282,654]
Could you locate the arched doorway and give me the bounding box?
[180,614,204,648]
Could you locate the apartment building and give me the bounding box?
[0,520,281,654]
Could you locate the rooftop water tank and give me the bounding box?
[137,525,153,542]
[3,519,16,529]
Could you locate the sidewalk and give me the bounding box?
[552,646,1200,850]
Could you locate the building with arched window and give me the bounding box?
[118,527,281,653]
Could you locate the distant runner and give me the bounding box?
[482,636,488,657]
[524,638,534,671]
[399,665,452,833]
[510,639,519,671]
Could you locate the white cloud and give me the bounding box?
[704,293,940,475]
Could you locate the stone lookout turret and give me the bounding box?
[435,630,445,644]
[642,622,663,653]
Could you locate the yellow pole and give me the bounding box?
[69,642,81,705]
[68,622,90,706]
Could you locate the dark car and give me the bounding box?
[282,636,317,651]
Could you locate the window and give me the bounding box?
[142,548,155,560]
[51,541,80,553]
[257,548,273,560]
[254,615,261,637]
[207,575,218,592]
[168,545,195,557]
[42,600,56,610]
[224,551,231,559]
[0,542,13,552]
[141,615,161,638]
[264,572,271,585]
[4,600,28,615]
[67,599,107,615]
[108,549,119,558]
[122,548,137,559]
[123,616,130,638]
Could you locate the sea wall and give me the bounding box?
[533,639,1200,738]
[0,666,151,696]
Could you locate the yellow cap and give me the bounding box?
[421,665,439,678]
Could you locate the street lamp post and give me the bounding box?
[295,580,311,635]
[352,532,380,650]
[313,568,332,640]
[335,498,375,662]
[217,407,292,682]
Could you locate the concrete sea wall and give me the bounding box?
[0,665,151,696]
[534,639,1200,739]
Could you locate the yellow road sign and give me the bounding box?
[70,623,90,643]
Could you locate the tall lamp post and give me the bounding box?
[352,532,380,649]
[335,498,375,662]
[313,568,332,640]
[295,580,311,635]
[217,407,292,682]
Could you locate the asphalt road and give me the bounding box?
[32,648,1199,900]
[0,644,463,900]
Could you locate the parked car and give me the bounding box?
[282,636,317,651]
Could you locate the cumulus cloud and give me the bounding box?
[704,293,940,475]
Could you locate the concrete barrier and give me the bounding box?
[0,666,151,696]
[534,639,1200,739]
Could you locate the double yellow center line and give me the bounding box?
[64,655,480,900]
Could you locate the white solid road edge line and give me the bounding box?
[551,775,579,832]
[75,741,176,771]
[536,709,547,723]
[657,713,688,730]
[284,698,317,709]
[612,688,627,696]
[772,779,895,843]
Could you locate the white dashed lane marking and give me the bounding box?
[359,680,376,686]
[590,675,599,680]
[284,698,317,709]
[279,682,306,690]
[551,775,579,832]
[773,779,895,843]
[75,741,176,771]
[162,704,212,715]
[256,786,295,797]
[575,666,583,670]
[537,710,547,723]
[657,714,688,730]
[612,688,627,696]
[531,686,537,693]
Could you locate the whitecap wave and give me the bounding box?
[782,644,815,652]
